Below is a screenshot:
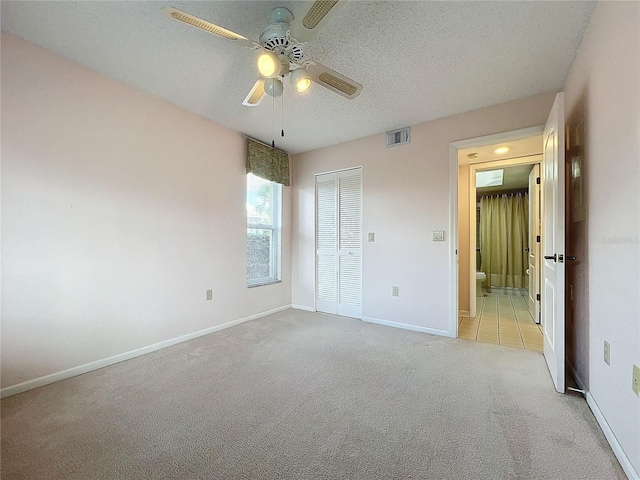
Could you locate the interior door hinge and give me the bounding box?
[536,177,541,184]
[536,293,541,301]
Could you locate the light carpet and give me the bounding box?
[1,309,625,479]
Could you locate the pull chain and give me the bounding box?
[272,88,275,148]
[281,75,285,138]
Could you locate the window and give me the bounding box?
[246,173,282,286]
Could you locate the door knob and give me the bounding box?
[544,254,557,262]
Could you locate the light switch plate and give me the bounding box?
[633,364,640,396]
[392,286,399,297]
[206,289,213,301]
[604,340,610,365]
[432,230,445,241]
[368,233,375,242]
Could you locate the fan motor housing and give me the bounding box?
[259,8,304,63]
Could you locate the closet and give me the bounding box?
[315,168,362,318]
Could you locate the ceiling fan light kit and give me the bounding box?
[264,78,284,98]
[162,1,363,107]
[290,68,312,93]
[257,51,282,78]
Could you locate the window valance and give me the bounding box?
[246,138,290,186]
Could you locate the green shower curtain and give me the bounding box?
[479,193,529,289]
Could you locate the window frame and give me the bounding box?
[246,174,282,287]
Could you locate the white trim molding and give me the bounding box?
[586,392,639,480]
[570,365,639,480]
[448,125,545,338]
[452,125,544,153]
[1,305,292,399]
[448,141,460,339]
[291,304,315,312]
[362,316,451,338]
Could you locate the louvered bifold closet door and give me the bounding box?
[337,169,362,318]
[316,173,338,314]
[315,168,362,318]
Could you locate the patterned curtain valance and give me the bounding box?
[246,138,290,186]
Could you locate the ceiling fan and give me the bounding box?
[162,0,363,107]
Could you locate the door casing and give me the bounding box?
[449,126,544,336]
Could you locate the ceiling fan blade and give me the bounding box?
[289,0,345,43]
[306,63,363,99]
[162,7,257,48]
[242,79,266,107]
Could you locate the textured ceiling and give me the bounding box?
[1,1,596,154]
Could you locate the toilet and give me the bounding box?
[476,272,487,297]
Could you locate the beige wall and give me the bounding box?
[563,1,640,474]
[291,92,555,334]
[0,34,292,389]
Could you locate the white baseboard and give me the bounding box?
[291,304,315,312]
[362,316,450,338]
[0,304,292,399]
[586,392,639,480]
[568,364,639,480]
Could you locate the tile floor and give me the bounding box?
[458,289,543,351]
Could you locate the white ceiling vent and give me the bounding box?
[386,127,410,148]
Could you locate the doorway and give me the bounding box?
[461,159,543,350]
[449,93,567,393]
[457,137,543,319]
[451,129,545,350]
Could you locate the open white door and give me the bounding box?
[541,93,566,393]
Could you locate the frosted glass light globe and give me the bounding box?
[264,77,283,97]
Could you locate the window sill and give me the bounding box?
[247,280,282,289]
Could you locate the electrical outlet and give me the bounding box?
[604,340,610,365]
[368,233,375,242]
[392,286,399,297]
[633,364,640,396]
[206,289,213,301]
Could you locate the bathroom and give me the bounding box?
[458,161,543,349]
[456,136,544,349]
[475,164,533,298]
